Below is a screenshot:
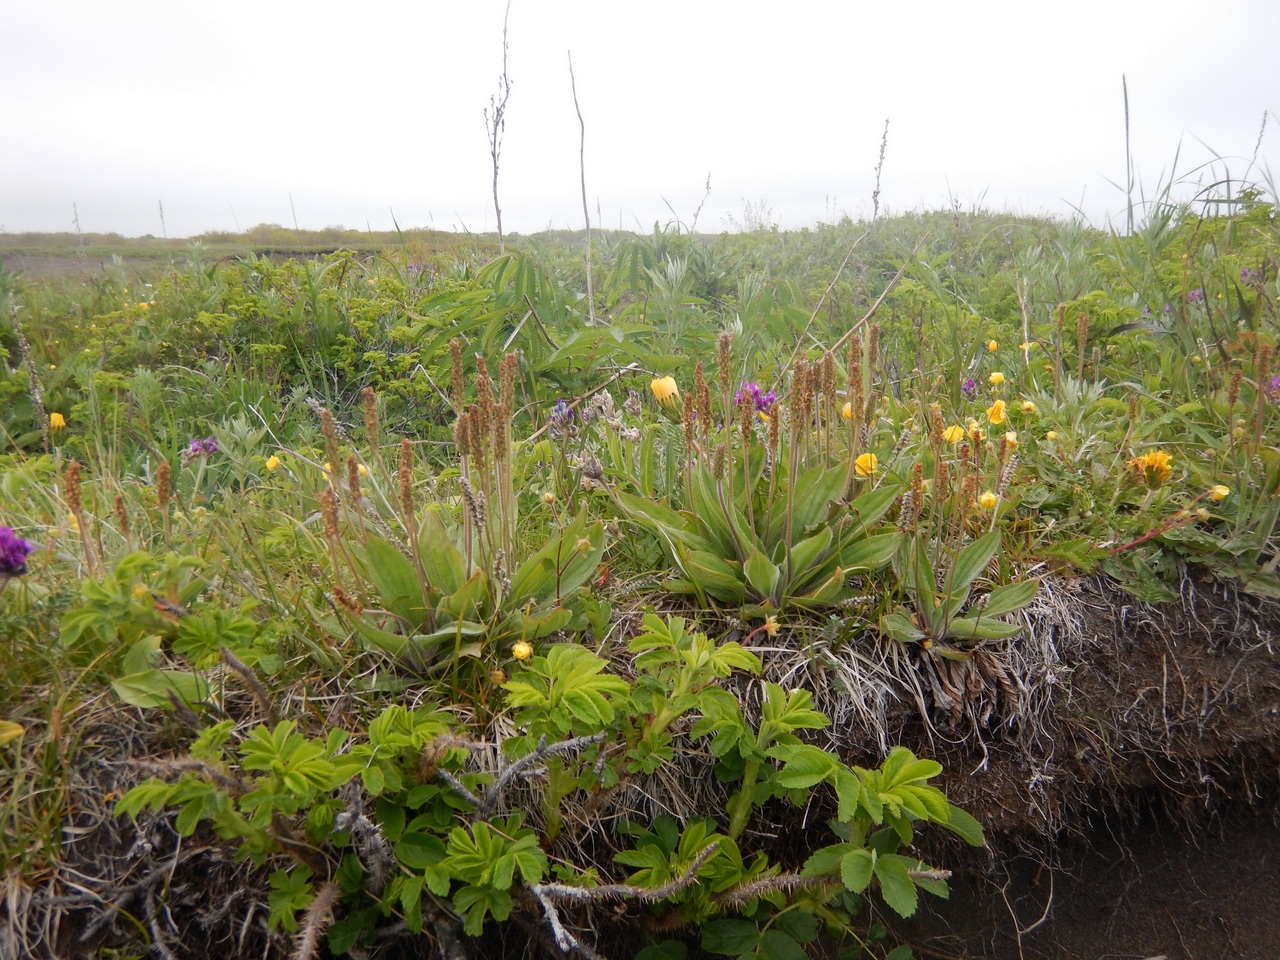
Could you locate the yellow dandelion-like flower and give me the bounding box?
[979,490,998,509]
[987,339,999,353]
[763,615,779,637]
[650,376,679,405]
[49,412,66,431]
[265,455,280,471]
[512,641,533,661]
[988,371,1006,386]
[986,399,1007,425]
[841,402,853,420]
[1020,400,1036,414]
[854,453,878,478]
[131,582,150,600]
[943,424,965,443]
[1128,449,1173,486]
[1004,431,1019,449]
[1209,485,1230,501]
[1046,430,1059,441]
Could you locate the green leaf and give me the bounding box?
[874,854,919,918]
[767,743,838,788]
[701,918,760,955]
[112,668,210,710]
[976,578,1039,619]
[396,832,446,870]
[743,550,781,602]
[948,530,1001,597]
[419,507,465,594]
[758,930,808,960]
[945,616,1025,642]
[363,535,427,626]
[508,511,605,605]
[942,805,985,846]
[881,611,927,644]
[841,848,875,892]
[838,532,898,572]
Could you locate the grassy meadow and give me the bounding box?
[1,197,1278,959]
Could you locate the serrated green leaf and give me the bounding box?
[701,918,759,955]
[840,849,875,892]
[874,854,919,917]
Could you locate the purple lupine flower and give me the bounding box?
[734,381,779,414]
[1242,268,1256,282]
[188,436,218,456]
[1187,289,1205,304]
[1163,304,1173,314]
[0,527,35,577]
[1268,375,1280,401]
[549,399,578,438]
[961,378,978,399]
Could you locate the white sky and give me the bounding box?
[1,0,1277,238]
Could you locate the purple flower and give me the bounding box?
[1163,304,1173,314]
[1187,289,1205,304]
[549,399,578,438]
[734,381,778,414]
[0,527,35,577]
[1268,375,1280,401]
[1242,268,1256,282]
[1142,307,1152,316]
[961,378,977,399]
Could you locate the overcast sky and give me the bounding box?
[2,0,1277,238]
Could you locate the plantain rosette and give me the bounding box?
[616,457,899,616]
[344,506,606,672]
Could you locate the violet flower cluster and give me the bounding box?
[734,381,777,412]
[0,527,35,577]
[961,378,978,399]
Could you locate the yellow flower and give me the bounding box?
[265,455,280,471]
[1191,356,1202,364]
[131,582,150,600]
[512,641,533,661]
[49,412,66,431]
[841,402,853,420]
[138,302,149,310]
[1046,430,1059,441]
[68,513,79,532]
[943,424,965,443]
[988,371,1005,386]
[1209,485,1230,501]
[49,364,57,371]
[763,615,779,637]
[987,339,999,353]
[979,490,998,509]
[576,537,593,554]
[968,420,986,442]
[1020,400,1036,414]
[357,463,369,476]
[542,491,556,505]
[854,453,878,478]
[1043,363,1053,372]
[1004,431,1019,449]
[1021,341,1034,353]
[1128,449,1173,486]
[986,399,1007,425]
[650,376,679,405]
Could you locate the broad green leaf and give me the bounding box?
[508,512,605,605]
[419,508,466,594]
[976,578,1039,618]
[942,805,985,846]
[112,668,210,710]
[743,550,780,602]
[944,617,1025,641]
[874,854,918,917]
[948,530,1001,597]
[840,848,875,893]
[396,832,446,870]
[364,535,427,626]
[701,918,759,955]
[838,532,898,572]
[787,525,833,575]
[767,743,838,789]
[881,611,928,644]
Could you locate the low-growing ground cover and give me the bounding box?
[1,201,1278,959]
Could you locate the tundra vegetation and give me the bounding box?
[1,189,1278,959]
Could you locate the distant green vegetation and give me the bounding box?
[1,198,1277,958]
